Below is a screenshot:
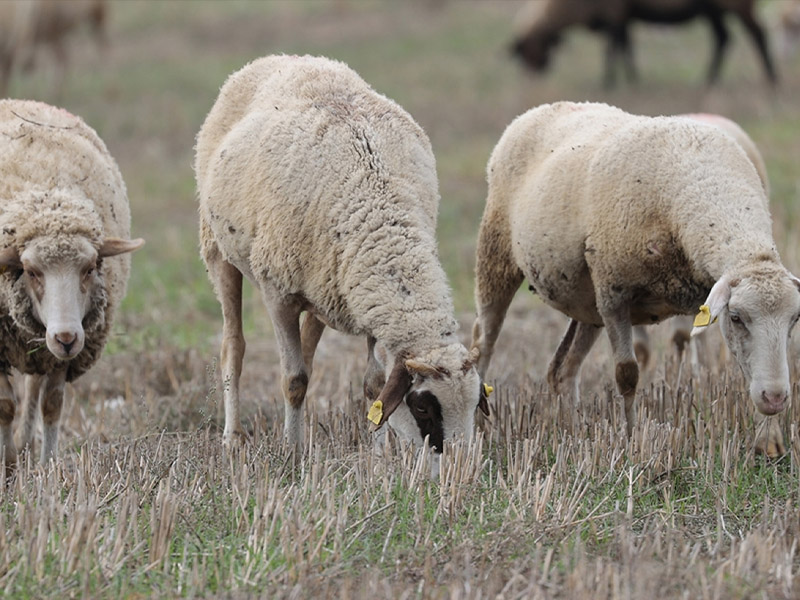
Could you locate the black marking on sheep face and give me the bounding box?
[405,390,444,453]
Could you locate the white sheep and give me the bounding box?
[194,55,485,458]
[472,101,800,456]
[0,99,143,465]
[633,112,770,371]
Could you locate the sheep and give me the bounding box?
[0,99,143,465]
[511,0,777,88]
[194,55,485,461]
[471,101,799,457]
[633,111,770,371]
[0,0,107,98]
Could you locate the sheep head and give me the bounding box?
[692,262,800,416]
[0,235,144,361]
[369,344,482,453]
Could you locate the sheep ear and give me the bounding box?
[371,359,412,429]
[99,237,145,257]
[790,273,800,293]
[405,358,447,379]
[691,276,731,337]
[0,246,20,270]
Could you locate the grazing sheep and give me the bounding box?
[0,99,143,464]
[511,0,777,87]
[195,55,484,459]
[472,101,799,456]
[0,0,107,98]
[633,112,770,370]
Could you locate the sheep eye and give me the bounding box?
[407,392,433,420]
[412,404,430,418]
[26,269,40,282]
[84,267,94,279]
[730,313,743,325]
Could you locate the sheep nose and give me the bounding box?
[760,390,788,415]
[55,331,77,354]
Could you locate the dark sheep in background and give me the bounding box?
[511,0,777,87]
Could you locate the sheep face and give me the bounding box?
[0,235,143,361]
[697,265,800,416]
[20,236,100,360]
[375,345,482,453]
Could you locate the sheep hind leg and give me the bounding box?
[547,320,601,408]
[39,371,66,465]
[206,251,247,449]
[300,312,325,377]
[737,9,778,84]
[15,374,43,453]
[632,326,650,371]
[262,292,308,454]
[601,306,638,436]
[0,374,15,469]
[704,12,730,85]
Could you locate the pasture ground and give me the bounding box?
[3,1,800,597]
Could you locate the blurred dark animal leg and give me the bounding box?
[704,11,729,85]
[736,8,778,85]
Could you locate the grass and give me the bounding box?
[2,0,800,597]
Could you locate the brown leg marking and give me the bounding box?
[0,396,14,426]
[283,372,309,409]
[615,360,639,397]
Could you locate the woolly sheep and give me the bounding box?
[511,0,777,88]
[471,101,800,456]
[195,55,485,460]
[633,112,770,371]
[0,99,143,464]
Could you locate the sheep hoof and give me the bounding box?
[755,429,785,458]
[222,428,249,451]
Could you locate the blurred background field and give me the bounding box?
[4,1,800,597]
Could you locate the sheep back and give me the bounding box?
[0,99,132,380]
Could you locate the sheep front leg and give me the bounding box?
[363,337,385,402]
[0,374,15,466]
[546,320,601,403]
[601,306,638,436]
[40,370,67,464]
[262,292,308,453]
[15,374,44,452]
[209,258,247,448]
[472,209,524,379]
[754,411,785,458]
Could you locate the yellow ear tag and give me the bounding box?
[367,400,383,425]
[483,383,494,397]
[692,304,716,328]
